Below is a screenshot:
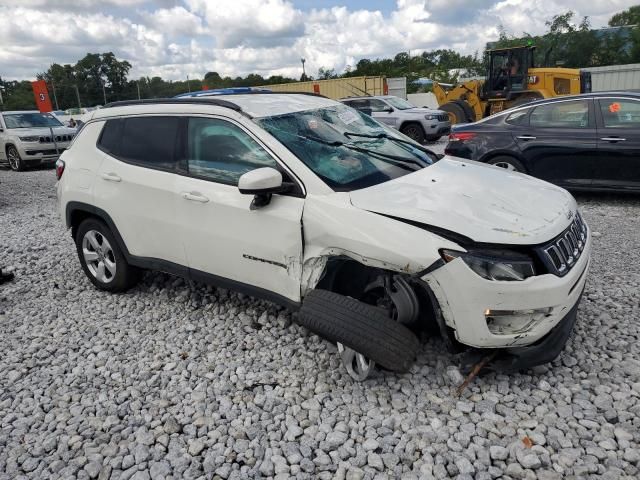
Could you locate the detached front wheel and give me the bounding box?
[75,218,139,292]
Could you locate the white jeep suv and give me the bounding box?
[56,93,590,380]
[0,110,75,171]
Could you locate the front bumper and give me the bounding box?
[423,228,591,350]
[18,143,69,163]
[422,120,451,137]
[492,291,582,371]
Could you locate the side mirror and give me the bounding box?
[238,167,283,209]
[383,107,394,113]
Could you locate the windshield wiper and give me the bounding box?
[304,134,424,168]
[343,131,437,156]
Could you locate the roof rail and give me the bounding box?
[173,90,329,99]
[102,97,243,111]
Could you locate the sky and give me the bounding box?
[0,0,637,82]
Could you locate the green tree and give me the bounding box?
[609,5,640,26]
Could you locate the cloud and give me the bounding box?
[0,0,637,82]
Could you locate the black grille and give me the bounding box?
[39,134,73,143]
[437,114,450,122]
[537,212,588,276]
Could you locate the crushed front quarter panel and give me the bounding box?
[301,193,460,291]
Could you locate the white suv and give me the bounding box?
[0,110,76,171]
[56,93,591,380]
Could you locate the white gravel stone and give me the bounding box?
[1,165,639,480]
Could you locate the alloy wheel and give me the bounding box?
[7,148,20,171]
[403,126,421,141]
[82,230,117,283]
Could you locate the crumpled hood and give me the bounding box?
[349,157,577,245]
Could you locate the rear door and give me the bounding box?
[594,97,640,191]
[93,116,187,268]
[514,99,597,188]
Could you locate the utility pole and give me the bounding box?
[136,80,141,100]
[102,80,107,105]
[74,84,81,109]
[301,58,306,79]
[51,79,59,110]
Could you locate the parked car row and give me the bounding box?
[445,91,640,192]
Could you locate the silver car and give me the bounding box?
[340,95,451,143]
[0,111,76,171]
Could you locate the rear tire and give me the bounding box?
[400,122,426,144]
[75,218,140,292]
[7,146,24,171]
[440,102,468,125]
[487,155,526,173]
[298,289,420,372]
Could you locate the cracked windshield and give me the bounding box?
[256,104,435,191]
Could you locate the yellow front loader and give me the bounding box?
[433,46,592,124]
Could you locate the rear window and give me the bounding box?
[530,100,590,129]
[505,109,529,126]
[98,116,180,170]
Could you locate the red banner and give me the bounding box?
[31,80,53,113]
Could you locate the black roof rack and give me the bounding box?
[103,97,243,111]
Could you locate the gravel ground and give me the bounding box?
[1,161,639,480]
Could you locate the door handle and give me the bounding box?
[516,135,537,140]
[601,137,626,142]
[100,172,121,182]
[181,192,209,203]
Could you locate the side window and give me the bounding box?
[98,119,123,155]
[187,117,277,185]
[530,100,589,129]
[345,99,369,111]
[368,99,389,112]
[99,116,180,170]
[599,99,640,128]
[505,109,529,126]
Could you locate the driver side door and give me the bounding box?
[174,116,305,304]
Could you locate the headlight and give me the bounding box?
[425,114,436,120]
[19,136,40,142]
[440,248,536,281]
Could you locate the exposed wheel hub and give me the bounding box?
[337,275,419,381]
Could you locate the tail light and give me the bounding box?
[55,159,65,180]
[448,132,476,142]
